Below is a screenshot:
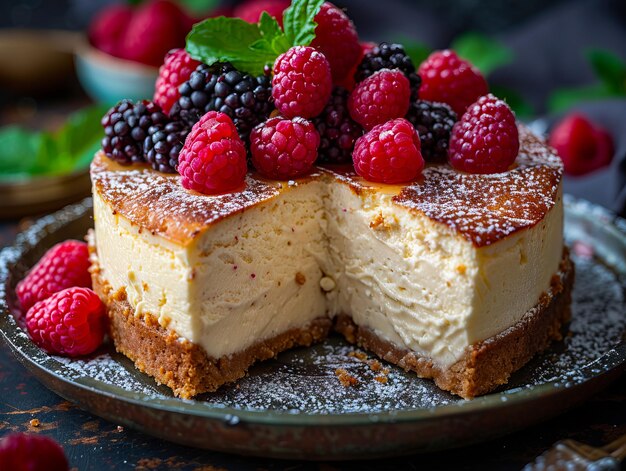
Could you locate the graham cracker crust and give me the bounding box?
[90,256,331,399]
[335,249,574,399]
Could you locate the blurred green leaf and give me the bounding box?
[586,49,626,93]
[394,36,431,67]
[0,127,44,179]
[490,85,534,119]
[548,84,618,113]
[177,0,219,15]
[451,32,513,76]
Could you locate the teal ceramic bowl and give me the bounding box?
[74,43,158,104]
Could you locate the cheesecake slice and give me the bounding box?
[90,126,573,399]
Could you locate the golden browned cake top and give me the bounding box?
[327,126,563,247]
[91,125,562,247]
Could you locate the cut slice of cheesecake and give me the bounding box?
[89,125,573,399]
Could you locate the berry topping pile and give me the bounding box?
[448,94,519,174]
[0,433,69,471]
[98,0,527,193]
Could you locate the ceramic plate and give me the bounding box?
[1,197,624,460]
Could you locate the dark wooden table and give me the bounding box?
[1,219,624,471]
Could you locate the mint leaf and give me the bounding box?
[187,16,277,75]
[548,84,618,113]
[283,0,324,46]
[0,127,43,179]
[587,49,626,93]
[452,32,513,76]
[250,12,290,57]
[177,0,219,15]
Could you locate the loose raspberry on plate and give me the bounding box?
[348,69,410,130]
[25,287,107,357]
[418,49,488,116]
[153,48,201,115]
[311,2,361,83]
[272,46,333,119]
[250,116,320,180]
[16,240,91,314]
[234,0,289,26]
[448,94,519,174]
[352,118,424,184]
[0,433,69,471]
[178,111,248,194]
[314,87,363,164]
[549,113,614,176]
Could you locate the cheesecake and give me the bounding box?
[89,125,573,399]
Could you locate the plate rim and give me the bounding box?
[1,196,625,427]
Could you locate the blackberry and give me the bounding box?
[144,121,189,173]
[101,99,167,165]
[354,42,422,99]
[314,87,362,164]
[405,100,457,162]
[170,63,273,142]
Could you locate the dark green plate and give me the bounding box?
[1,197,624,460]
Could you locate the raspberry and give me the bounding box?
[16,241,91,314]
[352,118,424,184]
[310,2,361,83]
[118,0,188,67]
[171,63,273,142]
[448,94,519,174]
[101,99,168,165]
[348,69,410,130]
[88,4,133,57]
[25,287,106,357]
[313,87,363,164]
[405,100,457,163]
[418,50,489,116]
[0,433,69,471]
[548,114,614,176]
[153,49,202,115]
[272,46,333,119]
[250,116,320,179]
[144,120,189,173]
[355,42,421,100]
[234,0,289,26]
[178,111,248,194]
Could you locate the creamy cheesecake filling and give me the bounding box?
[93,173,564,367]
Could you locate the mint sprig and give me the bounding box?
[185,0,323,76]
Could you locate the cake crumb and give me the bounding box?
[117,425,124,432]
[295,272,306,285]
[456,264,466,274]
[348,351,367,361]
[369,359,382,372]
[374,375,388,384]
[319,276,336,292]
[335,368,358,387]
[29,418,40,427]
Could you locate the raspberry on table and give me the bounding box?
[352,118,424,184]
[101,99,168,165]
[144,120,189,173]
[548,113,614,176]
[25,287,107,357]
[313,87,363,164]
[418,49,489,116]
[234,0,289,26]
[250,116,320,180]
[348,69,410,130]
[448,94,519,174]
[272,46,333,119]
[311,2,361,83]
[153,48,202,115]
[87,3,132,58]
[177,111,248,194]
[170,63,273,142]
[16,240,92,314]
[405,100,457,163]
[0,433,69,471]
[355,42,421,100]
